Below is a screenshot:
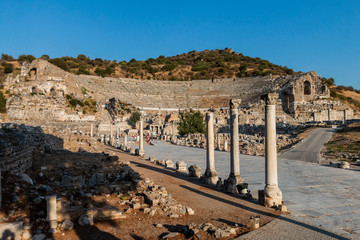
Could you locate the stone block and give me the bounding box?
[0,222,23,240]
[176,161,187,173]
[165,159,174,168]
[188,165,202,178]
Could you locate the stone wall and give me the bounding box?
[0,123,64,174]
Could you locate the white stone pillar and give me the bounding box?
[138,116,145,157]
[226,99,244,193]
[204,111,218,184]
[224,140,228,151]
[46,195,57,230]
[263,93,282,207]
[124,133,128,147]
[171,121,176,142]
[90,123,93,137]
[217,133,221,150]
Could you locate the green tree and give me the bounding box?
[105,66,115,75]
[1,54,14,61]
[76,65,90,75]
[94,67,106,77]
[129,111,141,125]
[18,54,36,63]
[40,55,50,60]
[49,58,70,71]
[4,64,13,73]
[77,54,87,61]
[178,111,206,136]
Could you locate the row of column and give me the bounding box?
[204,93,282,207]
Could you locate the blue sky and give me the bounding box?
[0,0,359,89]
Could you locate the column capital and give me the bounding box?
[230,99,241,109]
[263,93,278,105]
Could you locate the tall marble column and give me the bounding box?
[263,93,282,207]
[225,99,244,193]
[138,115,145,157]
[203,111,218,184]
[90,123,93,137]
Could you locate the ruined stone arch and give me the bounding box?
[304,80,311,95]
[29,68,37,80]
[50,87,57,96]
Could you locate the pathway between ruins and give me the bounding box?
[280,127,335,163]
[143,140,360,239]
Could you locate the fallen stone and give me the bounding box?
[188,165,202,178]
[186,207,195,215]
[0,222,23,240]
[32,233,46,240]
[340,161,350,169]
[213,229,230,238]
[78,214,94,226]
[60,220,74,231]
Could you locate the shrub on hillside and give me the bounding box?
[49,58,70,71]
[1,54,14,61]
[18,54,36,63]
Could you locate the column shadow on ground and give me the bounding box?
[126,157,350,240]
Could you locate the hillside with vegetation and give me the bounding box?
[0,49,298,81]
[1,50,360,113]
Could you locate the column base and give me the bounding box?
[138,149,145,157]
[264,185,282,207]
[202,169,219,185]
[224,174,244,193]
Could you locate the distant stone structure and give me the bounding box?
[2,59,358,139]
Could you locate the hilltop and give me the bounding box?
[0,49,298,81]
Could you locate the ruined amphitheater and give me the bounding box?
[3,59,358,154]
[0,59,359,239]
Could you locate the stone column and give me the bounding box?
[90,123,93,137]
[263,93,282,207]
[124,133,128,147]
[203,111,218,184]
[328,109,331,121]
[46,195,57,231]
[343,110,347,124]
[226,99,244,193]
[138,116,145,157]
[171,121,176,142]
[217,133,221,150]
[224,140,228,151]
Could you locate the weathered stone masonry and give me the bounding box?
[0,123,63,174]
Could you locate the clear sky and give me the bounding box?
[0,0,359,89]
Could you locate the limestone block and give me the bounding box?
[176,161,187,173]
[165,159,174,168]
[0,222,23,240]
[188,165,202,178]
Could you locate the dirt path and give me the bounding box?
[102,146,281,238]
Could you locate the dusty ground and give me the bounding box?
[321,122,360,168]
[54,143,281,239]
[1,132,283,239]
